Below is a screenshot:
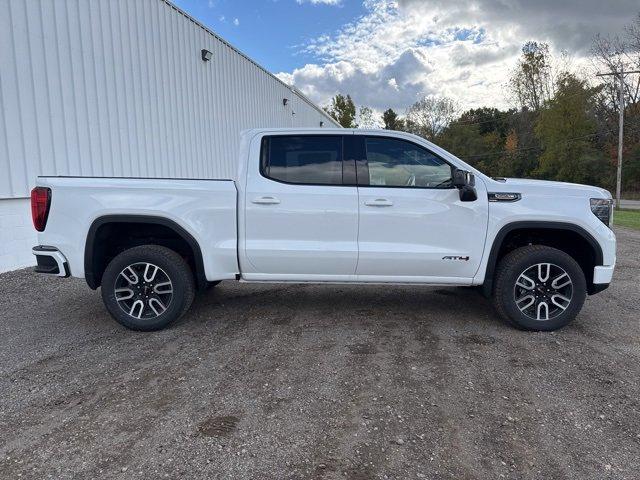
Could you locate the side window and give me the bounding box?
[365,137,453,188]
[262,136,343,185]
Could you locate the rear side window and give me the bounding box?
[261,136,343,185]
[365,137,453,188]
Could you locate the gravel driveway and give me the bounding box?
[1,229,639,480]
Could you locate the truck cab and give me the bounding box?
[31,129,616,332]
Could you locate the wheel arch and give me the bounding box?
[84,215,207,291]
[482,221,603,297]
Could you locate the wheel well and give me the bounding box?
[85,217,207,291]
[483,224,603,296]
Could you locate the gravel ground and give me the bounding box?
[1,228,639,480]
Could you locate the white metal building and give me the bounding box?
[0,0,338,273]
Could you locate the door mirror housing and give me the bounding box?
[452,169,477,202]
[453,169,474,188]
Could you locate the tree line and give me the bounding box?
[323,15,640,194]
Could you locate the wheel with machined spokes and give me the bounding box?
[493,245,586,331]
[101,245,195,331]
[114,262,174,320]
[514,263,573,322]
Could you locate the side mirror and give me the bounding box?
[453,169,474,188]
[453,169,477,202]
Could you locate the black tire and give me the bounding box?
[492,245,587,331]
[101,245,195,331]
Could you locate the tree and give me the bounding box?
[591,17,640,109]
[509,42,555,111]
[357,106,380,129]
[507,109,541,178]
[324,94,357,128]
[382,108,404,130]
[437,122,485,167]
[625,143,640,192]
[591,14,640,194]
[405,96,457,141]
[457,107,513,137]
[535,73,608,185]
[494,130,520,177]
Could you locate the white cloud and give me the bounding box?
[398,0,639,53]
[278,0,638,113]
[296,0,342,5]
[233,18,240,26]
[279,51,438,112]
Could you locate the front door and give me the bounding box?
[243,134,359,280]
[356,135,488,283]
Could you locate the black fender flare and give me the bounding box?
[481,221,603,297]
[84,215,207,291]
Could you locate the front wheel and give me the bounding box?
[101,245,195,331]
[493,245,587,331]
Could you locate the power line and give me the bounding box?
[427,90,609,129]
[596,69,640,208]
[457,126,640,161]
[459,133,594,160]
[452,91,597,126]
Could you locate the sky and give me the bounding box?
[173,0,639,114]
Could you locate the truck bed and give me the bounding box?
[35,177,239,282]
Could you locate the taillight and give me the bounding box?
[31,187,51,232]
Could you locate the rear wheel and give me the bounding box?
[101,245,195,331]
[493,245,587,331]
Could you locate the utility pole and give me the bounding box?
[596,69,640,209]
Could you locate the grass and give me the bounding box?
[614,208,640,230]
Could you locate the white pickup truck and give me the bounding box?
[31,129,616,332]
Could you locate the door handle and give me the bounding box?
[251,196,281,205]
[364,198,393,207]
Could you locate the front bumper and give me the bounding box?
[593,265,614,284]
[32,246,70,277]
[588,264,615,295]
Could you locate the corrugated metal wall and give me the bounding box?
[0,0,338,199]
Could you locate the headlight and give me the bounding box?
[590,198,613,227]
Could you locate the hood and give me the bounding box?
[489,177,612,199]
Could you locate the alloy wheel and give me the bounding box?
[114,262,174,319]
[513,263,573,321]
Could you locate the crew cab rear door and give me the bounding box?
[355,134,488,282]
[241,133,359,280]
